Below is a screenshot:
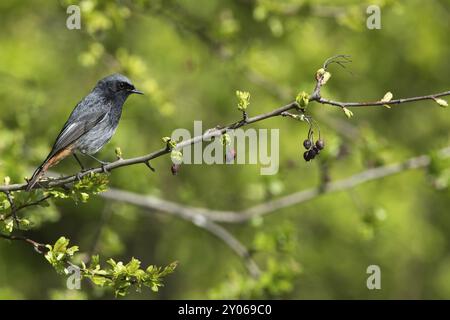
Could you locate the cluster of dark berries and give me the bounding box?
[303,138,325,161]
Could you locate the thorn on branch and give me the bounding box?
[145,161,156,172]
[101,164,110,174]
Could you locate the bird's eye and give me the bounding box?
[118,82,126,90]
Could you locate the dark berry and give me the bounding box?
[313,146,320,154]
[303,151,310,162]
[303,139,312,150]
[315,139,325,150]
[308,148,317,160]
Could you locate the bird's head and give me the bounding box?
[96,74,143,99]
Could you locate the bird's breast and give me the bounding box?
[75,112,120,155]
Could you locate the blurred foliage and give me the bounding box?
[0,0,449,299]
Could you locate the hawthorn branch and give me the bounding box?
[0,101,299,192]
[2,52,448,279]
[315,91,450,109]
[0,56,448,193]
[310,55,450,108]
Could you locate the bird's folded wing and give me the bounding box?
[46,110,108,160]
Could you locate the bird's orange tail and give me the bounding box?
[26,146,75,191]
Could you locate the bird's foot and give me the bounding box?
[75,172,84,182]
[101,164,110,174]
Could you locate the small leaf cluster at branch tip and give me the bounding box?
[83,257,177,297]
[168,136,183,173]
[43,237,177,297]
[162,136,177,150]
[45,236,79,274]
[236,90,251,111]
[295,91,309,109]
[381,91,393,108]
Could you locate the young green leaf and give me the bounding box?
[295,91,309,109]
[343,107,354,119]
[434,98,448,108]
[115,147,123,159]
[381,91,393,102]
[236,90,251,111]
[381,91,393,108]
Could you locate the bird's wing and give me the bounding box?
[46,109,108,160]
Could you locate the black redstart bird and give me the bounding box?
[26,74,143,191]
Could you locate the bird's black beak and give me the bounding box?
[130,88,144,95]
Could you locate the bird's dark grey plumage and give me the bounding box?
[26,74,143,190]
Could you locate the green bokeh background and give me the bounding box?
[0,0,449,299]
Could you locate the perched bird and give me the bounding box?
[26,74,143,191]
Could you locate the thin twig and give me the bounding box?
[0,233,46,254]
[315,91,450,108]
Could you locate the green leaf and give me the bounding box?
[381,91,393,102]
[434,98,448,108]
[18,218,32,230]
[343,107,354,119]
[91,275,109,286]
[53,237,69,254]
[126,257,141,274]
[66,245,79,256]
[381,91,393,108]
[0,219,14,234]
[1,199,11,211]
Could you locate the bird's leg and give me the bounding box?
[75,171,84,182]
[82,153,111,174]
[74,154,90,182]
[84,153,111,166]
[101,164,110,174]
[73,154,86,171]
